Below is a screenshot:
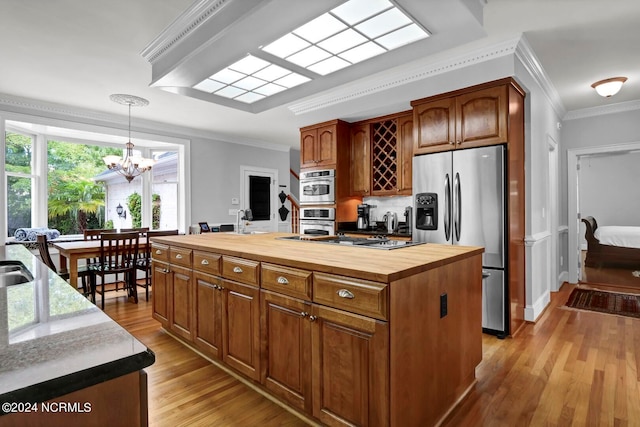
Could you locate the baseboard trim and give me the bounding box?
[524,290,551,322]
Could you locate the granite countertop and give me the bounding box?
[0,245,154,413]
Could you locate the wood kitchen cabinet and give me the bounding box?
[150,243,193,343]
[300,120,349,169]
[194,272,223,359]
[260,294,388,427]
[412,84,508,154]
[349,112,413,197]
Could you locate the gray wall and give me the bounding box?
[190,138,290,227]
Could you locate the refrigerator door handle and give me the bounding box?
[454,172,461,242]
[444,173,451,241]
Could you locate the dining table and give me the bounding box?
[53,237,148,287]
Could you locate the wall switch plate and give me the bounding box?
[440,293,448,318]
[231,198,240,205]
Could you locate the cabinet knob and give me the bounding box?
[155,249,162,255]
[163,268,170,273]
[337,289,355,299]
[308,315,318,322]
[201,259,209,265]
[300,311,309,318]
[233,266,243,273]
[449,141,455,145]
[175,254,183,259]
[277,276,289,285]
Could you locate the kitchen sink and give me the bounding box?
[0,261,34,287]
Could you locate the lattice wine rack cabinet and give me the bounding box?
[372,119,398,194]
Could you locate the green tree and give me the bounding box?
[127,192,142,228]
[46,140,120,234]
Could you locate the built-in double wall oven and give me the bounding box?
[299,169,336,235]
[300,207,335,235]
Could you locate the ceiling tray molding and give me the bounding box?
[287,36,521,116]
[141,0,234,64]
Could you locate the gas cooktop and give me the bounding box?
[277,234,425,250]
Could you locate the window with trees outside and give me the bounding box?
[4,122,182,240]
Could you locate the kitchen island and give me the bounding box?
[151,232,483,427]
[0,245,154,427]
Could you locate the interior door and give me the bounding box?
[241,166,278,231]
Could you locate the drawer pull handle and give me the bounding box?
[277,276,289,285]
[233,266,243,273]
[175,254,183,259]
[201,259,209,265]
[337,289,355,299]
[155,249,162,255]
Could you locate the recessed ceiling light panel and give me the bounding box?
[259,0,429,76]
[331,0,393,25]
[193,55,310,103]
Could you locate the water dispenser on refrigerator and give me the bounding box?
[415,193,438,230]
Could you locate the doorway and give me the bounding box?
[567,141,640,283]
[240,166,278,232]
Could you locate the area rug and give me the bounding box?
[565,288,640,318]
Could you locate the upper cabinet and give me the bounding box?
[348,112,413,197]
[300,120,349,169]
[412,84,508,155]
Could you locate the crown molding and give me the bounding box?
[0,93,290,152]
[287,37,521,116]
[564,99,640,121]
[141,0,231,64]
[514,35,566,118]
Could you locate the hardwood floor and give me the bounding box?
[104,283,640,427]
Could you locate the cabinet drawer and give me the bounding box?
[222,256,260,286]
[313,273,388,320]
[151,243,170,263]
[261,263,312,300]
[170,246,192,268]
[193,250,221,275]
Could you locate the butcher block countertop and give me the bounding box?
[151,232,483,283]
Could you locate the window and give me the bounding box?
[2,119,187,240]
[5,131,34,237]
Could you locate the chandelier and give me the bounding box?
[103,94,155,183]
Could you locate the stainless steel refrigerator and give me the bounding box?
[413,144,508,337]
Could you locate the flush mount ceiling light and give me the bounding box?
[191,0,429,104]
[591,77,628,97]
[103,94,155,183]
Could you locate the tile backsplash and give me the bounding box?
[363,196,413,224]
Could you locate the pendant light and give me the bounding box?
[103,94,155,183]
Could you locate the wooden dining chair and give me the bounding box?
[37,234,93,301]
[88,231,140,310]
[135,229,179,301]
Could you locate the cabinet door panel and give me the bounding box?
[414,98,455,154]
[300,129,317,167]
[316,125,337,166]
[349,124,370,196]
[222,279,260,380]
[456,85,507,147]
[311,305,389,427]
[151,261,170,325]
[397,113,413,194]
[261,291,311,412]
[194,272,222,358]
[170,265,193,341]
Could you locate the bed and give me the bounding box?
[581,216,640,268]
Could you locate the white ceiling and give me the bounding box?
[1,0,639,149]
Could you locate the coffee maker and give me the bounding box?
[357,204,371,230]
